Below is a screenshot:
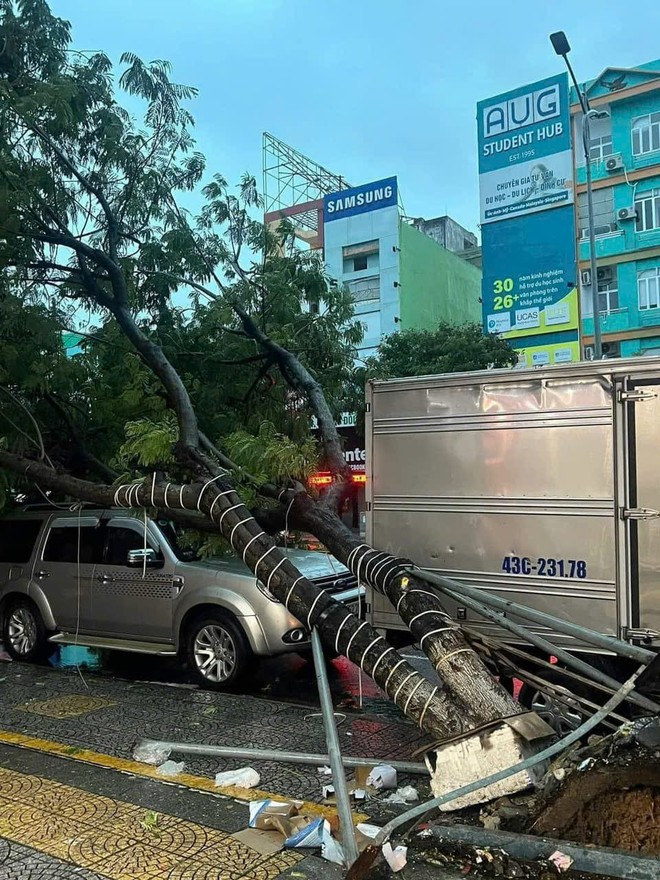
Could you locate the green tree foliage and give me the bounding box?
[0,0,361,510]
[365,322,518,380]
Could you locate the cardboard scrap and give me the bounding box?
[249,799,324,848]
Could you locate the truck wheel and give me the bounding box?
[2,599,49,663]
[185,612,253,690]
[519,678,585,737]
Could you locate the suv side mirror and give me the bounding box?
[127,548,163,569]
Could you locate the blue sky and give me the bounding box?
[52,0,660,240]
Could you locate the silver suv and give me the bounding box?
[0,507,361,689]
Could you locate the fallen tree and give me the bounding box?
[0,0,519,737]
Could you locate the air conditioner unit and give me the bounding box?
[581,269,592,286]
[584,345,595,360]
[597,266,614,283]
[618,206,638,221]
[606,155,624,172]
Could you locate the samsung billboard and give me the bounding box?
[324,176,397,223]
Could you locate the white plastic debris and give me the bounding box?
[382,841,408,872]
[321,820,345,864]
[215,767,260,789]
[577,758,596,772]
[321,784,335,799]
[357,823,381,839]
[156,760,185,776]
[549,850,574,872]
[133,743,172,765]
[317,766,332,776]
[366,764,397,790]
[383,785,419,805]
[353,788,366,801]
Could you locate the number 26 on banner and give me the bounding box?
[492,278,514,310]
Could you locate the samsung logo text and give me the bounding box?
[326,185,394,215]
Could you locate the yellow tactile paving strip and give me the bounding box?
[0,728,367,823]
[0,765,303,879]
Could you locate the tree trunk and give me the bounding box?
[0,450,469,739]
[288,494,520,726]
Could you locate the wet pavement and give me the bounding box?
[47,642,436,723]
[0,652,464,879]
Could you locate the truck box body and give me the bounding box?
[365,358,660,649]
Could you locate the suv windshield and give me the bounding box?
[156,519,200,562]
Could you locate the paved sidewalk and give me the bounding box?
[0,660,432,811]
[0,660,463,879]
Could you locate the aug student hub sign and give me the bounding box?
[477,74,573,224]
[324,177,397,222]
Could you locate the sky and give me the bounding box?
[51,0,660,241]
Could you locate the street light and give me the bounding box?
[550,31,609,360]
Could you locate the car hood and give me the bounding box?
[187,548,349,581]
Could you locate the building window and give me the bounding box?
[578,188,617,238]
[639,267,660,311]
[597,279,619,314]
[589,134,613,162]
[635,189,660,233]
[347,276,380,303]
[343,241,379,274]
[632,113,660,156]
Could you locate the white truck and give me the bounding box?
[365,358,660,728]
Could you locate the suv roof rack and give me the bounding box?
[19,502,100,511]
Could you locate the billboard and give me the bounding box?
[482,206,578,343]
[478,73,579,365]
[477,74,573,225]
[324,176,397,223]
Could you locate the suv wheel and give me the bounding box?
[3,600,48,663]
[185,613,252,690]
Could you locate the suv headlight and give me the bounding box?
[255,579,280,602]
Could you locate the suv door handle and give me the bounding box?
[97,574,115,583]
[35,570,49,579]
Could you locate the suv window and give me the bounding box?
[0,519,42,563]
[43,526,104,564]
[103,527,162,566]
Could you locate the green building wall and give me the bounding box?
[398,221,482,329]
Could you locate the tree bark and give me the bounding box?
[0,449,468,739]
[284,494,520,726]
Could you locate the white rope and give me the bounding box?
[209,488,235,520]
[150,473,157,508]
[163,483,172,508]
[403,676,426,716]
[358,635,383,670]
[408,608,444,627]
[229,517,254,547]
[384,659,406,695]
[344,620,368,661]
[242,532,266,563]
[285,576,305,608]
[364,551,388,583]
[334,613,353,654]
[218,503,242,529]
[393,671,418,704]
[370,645,395,679]
[306,590,328,630]
[197,474,224,511]
[254,546,277,579]
[179,484,186,510]
[419,627,455,649]
[142,508,148,579]
[396,589,438,612]
[266,557,287,590]
[418,685,439,729]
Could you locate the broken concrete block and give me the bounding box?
[424,722,547,811]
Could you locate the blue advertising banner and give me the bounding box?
[477,74,573,224]
[481,205,579,365]
[324,177,397,223]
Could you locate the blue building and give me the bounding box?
[575,61,660,358]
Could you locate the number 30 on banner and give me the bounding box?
[493,278,514,310]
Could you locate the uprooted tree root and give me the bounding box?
[563,785,660,855]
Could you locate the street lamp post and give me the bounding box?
[550,31,607,360]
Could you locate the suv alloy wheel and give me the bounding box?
[185,612,252,690]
